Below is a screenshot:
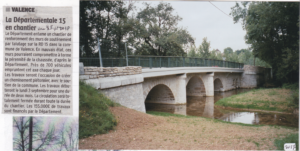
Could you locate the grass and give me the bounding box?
[282,83,299,90]
[274,133,299,150]
[215,88,295,112]
[79,80,119,139]
[147,111,197,118]
[282,83,299,109]
[253,141,260,148]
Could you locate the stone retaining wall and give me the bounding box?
[244,65,265,74]
[80,66,142,80]
[241,65,272,88]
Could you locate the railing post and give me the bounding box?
[139,57,141,66]
[183,57,185,67]
[168,57,170,67]
[160,57,161,68]
[150,57,152,69]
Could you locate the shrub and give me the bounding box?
[282,83,299,90]
[79,81,117,139]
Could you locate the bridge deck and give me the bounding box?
[142,67,244,78]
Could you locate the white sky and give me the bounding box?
[134,1,250,52]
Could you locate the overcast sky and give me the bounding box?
[134,1,250,52]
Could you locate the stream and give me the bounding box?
[146,89,299,128]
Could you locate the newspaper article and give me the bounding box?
[0,1,79,150]
[2,6,73,115]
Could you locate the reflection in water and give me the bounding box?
[146,89,299,128]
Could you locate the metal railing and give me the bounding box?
[80,56,244,69]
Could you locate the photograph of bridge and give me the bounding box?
[78,1,299,150]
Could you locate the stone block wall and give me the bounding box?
[241,65,272,88]
[214,73,241,91]
[243,65,265,74]
[80,66,142,80]
[102,83,145,112]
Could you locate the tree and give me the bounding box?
[80,1,96,57]
[133,2,194,56]
[237,48,252,64]
[57,119,79,151]
[235,48,248,55]
[231,2,299,84]
[198,37,210,58]
[13,117,78,151]
[80,1,135,58]
[187,46,198,57]
[223,47,237,62]
[223,47,233,54]
[209,49,222,60]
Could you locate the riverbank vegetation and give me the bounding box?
[215,87,298,112]
[79,81,118,139]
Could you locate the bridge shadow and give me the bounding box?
[186,76,206,96]
[145,84,175,104]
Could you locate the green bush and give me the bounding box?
[282,83,299,90]
[79,81,118,139]
[289,89,299,108]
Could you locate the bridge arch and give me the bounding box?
[214,78,224,91]
[186,75,206,96]
[145,84,175,104]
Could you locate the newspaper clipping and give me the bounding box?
[2,6,73,115]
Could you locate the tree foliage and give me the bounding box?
[208,49,222,60]
[80,1,135,58]
[224,47,233,54]
[231,2,299,83]
[187,46,198,57]
[133,2,194,56]
[198,37,211,58]
[80,1,194,58]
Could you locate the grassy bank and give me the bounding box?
[274,133,299,150]
[215,88,297,112]
[79,81,118,139]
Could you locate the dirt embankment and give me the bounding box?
[79,106,298,150]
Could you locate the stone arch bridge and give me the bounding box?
[80,65,271,113]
